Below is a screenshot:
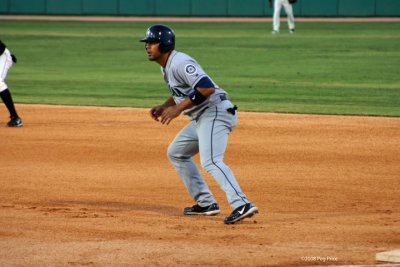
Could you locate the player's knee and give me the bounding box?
[167,144,186,162]
[166,144,176,162]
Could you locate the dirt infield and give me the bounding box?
[0,104,399,266]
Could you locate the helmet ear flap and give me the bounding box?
[159,42,174,53]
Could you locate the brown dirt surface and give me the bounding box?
[0,104,399,266]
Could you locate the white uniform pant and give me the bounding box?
[0,48,13,92]
[273,0,295,32]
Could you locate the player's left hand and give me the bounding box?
[150,105,165,121]
[160,106,181,125]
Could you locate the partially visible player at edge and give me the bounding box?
[140,24,258,224]
[0,40,22,127]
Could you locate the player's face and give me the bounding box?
[145,42,162,61]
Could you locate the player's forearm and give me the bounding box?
[162,96,176,108]
[196,87,215,98]
[175,98,194,113]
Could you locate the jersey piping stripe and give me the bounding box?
[209,106,247,205]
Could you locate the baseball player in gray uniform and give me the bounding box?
[0,40,22,127]
[140,24,258,224]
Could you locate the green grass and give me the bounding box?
[1,20,400,116]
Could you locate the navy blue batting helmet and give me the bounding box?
[140,24,175,53]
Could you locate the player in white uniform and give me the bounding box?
[0,40,22,127]
[269,0,296,34]
[140,25,258,224]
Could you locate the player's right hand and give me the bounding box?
[160,106,181,125]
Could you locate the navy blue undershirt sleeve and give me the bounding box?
[194,76,214,89]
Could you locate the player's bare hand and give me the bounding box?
[160,106,181,125]
[150,106,165,121]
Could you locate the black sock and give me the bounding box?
[0,89,19,117]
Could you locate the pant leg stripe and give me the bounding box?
[209,106,247,204]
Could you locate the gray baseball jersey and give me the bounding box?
[162,50,227,119]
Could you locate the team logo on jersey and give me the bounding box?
[185,64,197,75]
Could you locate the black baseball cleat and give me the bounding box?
[183,203,220,216]
[6,116,23,127]
[224,203,258,224]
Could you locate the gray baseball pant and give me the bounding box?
[167,100,249,210]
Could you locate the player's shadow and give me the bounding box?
[56,200,180,215]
